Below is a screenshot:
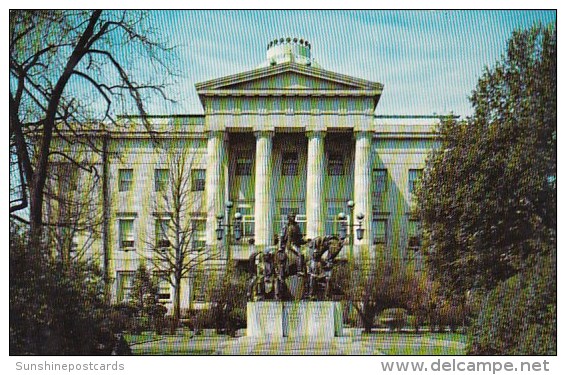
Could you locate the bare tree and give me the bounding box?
[9,10,174,251]
[43,158,104,266]
[144,149,222,323]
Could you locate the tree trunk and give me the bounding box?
[352,302,373,333]
[29,182,45,256]
[173,272,182,325]
[25,11,103,258]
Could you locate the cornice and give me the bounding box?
[204,109,375,115]
[197,89,383,98]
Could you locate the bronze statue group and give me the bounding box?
[247,214,344,301]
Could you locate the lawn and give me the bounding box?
[362,332,467,355]
[125,330,231,355]
[125,329,468,355]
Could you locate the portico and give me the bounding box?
[196,39,382,257]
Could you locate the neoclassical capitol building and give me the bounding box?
[55,38,448,310]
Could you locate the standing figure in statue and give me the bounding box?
[280,213,307,276]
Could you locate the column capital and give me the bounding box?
[206,130,227,139]
[305,130,326,139]
[253,130,275,139]
[354,129,373,138]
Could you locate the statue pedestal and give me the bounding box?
[246,301,284,338]
[247,301,343,338]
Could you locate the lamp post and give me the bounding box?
[338,200,365,258]
[216,201,242,259]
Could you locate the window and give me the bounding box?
[408,219,422,249]
[119,219,135,249]
[408,169,423,195]
[55,163,79,192]
[191,219,206,251]
[191,271,207,303]
[154,272,171,301]
[235,153,253,175]
[117,271,135,303]
[282,152,299,176]
[236,204,255,242]
[372,169,387,204]
[328,152,344,175]
[191,169,206,191]
[155,219,170,249]
[118,169,133,192]
[373,218,388,245]
[280,206,299,217]
[241,214,255,241]
[154,169,169,192]
[325,202,348,236]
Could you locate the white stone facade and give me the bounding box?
[51,38,450,312]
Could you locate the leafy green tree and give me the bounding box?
[468,251,556,355]
[417,24,556,294]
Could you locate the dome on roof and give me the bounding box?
[257,37,320,68]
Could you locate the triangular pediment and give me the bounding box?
[220,71,359,90]
[195,62,383,93]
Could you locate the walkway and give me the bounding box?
[128,329,466,355]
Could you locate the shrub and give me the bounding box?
[328,261,351,298]
[468,254,556,355]
[441,301,467,332]
[114,303,137,318]
[127,317,151,335]
[208,262,248,335]
[429,299,467,333]
[9,229,116,355]
[379,308,408,332]
[227,307,246,334]
[188,308,214,334]
[405,272,433,333]
[343,302,362,328]
[129,264,158,318]
[105,309,130,333]
[151,304,169,335]
[158,316,180,335]
[344,258,418,333]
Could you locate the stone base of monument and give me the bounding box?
[247,301,343,338]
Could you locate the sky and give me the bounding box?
[142,10,556,117]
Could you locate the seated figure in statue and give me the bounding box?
[247,237,278,300]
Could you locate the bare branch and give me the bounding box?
[48,151,100,179]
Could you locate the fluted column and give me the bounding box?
[353,131,373,252]
[306,131,326,239]
[205,131,226,247]
[254,131,274,250]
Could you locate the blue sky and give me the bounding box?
[144,10,555,117]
